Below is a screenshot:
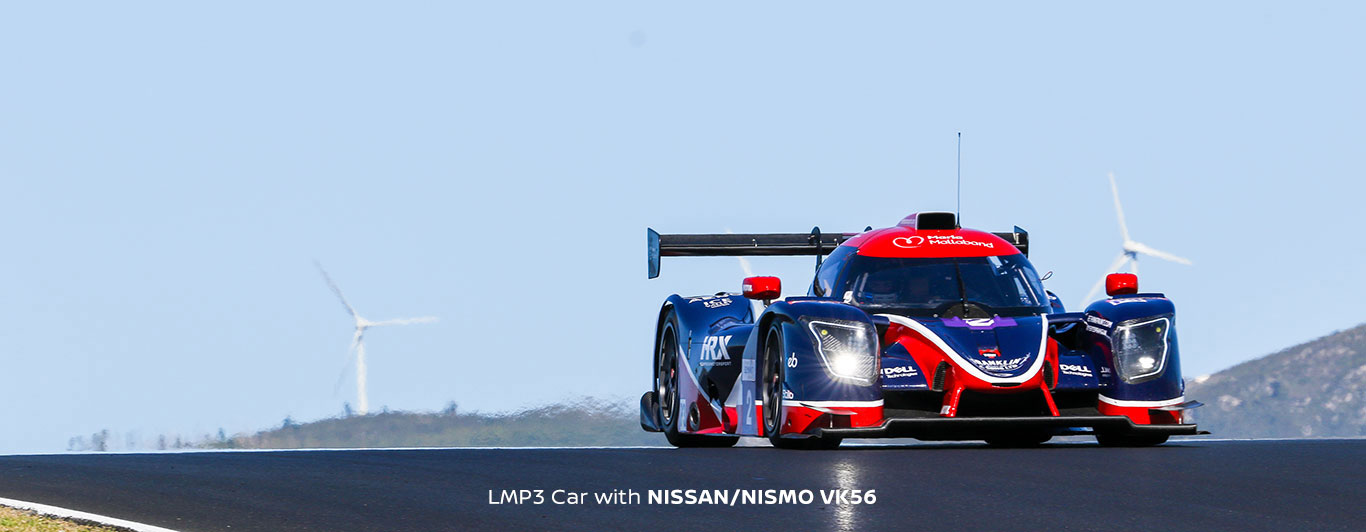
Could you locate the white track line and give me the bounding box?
[2,445,672,457]
[0,496,181,532]
[4,437,1362,458]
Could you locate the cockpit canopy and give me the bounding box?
[814,251,1050,318]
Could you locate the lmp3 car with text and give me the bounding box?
[640,211,1203,449]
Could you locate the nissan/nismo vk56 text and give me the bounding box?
[640,212,1202,449]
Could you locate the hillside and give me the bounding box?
[202,397,662,450]
[79,324,1366,450]
[1186,324,1366,438]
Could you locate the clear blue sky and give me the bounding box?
[1,2,1362,453]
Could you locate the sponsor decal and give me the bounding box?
[687,295,733,309]
[894,234,995,249]
[1085,325,1109,336]
[741,358,756,380]
[699,335,732,366]
[1099,366,1112,376]
[892,236,925,248]
[1060,363,1093,377]
[1085,315,1113,328]
[882,365,919,378]
[979,348,1000,359]
[1104,297,1165,306]
[787,352,798,368]
[943,316,1018,330]
[972,355,1030,373]
[782,389,794,400]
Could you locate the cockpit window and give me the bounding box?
[810,246,856,297]
[837,254,1049,317]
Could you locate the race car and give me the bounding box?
[639,211,1203,449]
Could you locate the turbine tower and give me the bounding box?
[1083,173,1192,303]
[316,262,436,416]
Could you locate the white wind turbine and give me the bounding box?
[1083,172,1192,303]
[316,262,437,416]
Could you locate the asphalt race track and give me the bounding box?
[1,439,1363,532]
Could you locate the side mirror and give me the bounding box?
[1106,273,1138,297]
[742,276,781,303]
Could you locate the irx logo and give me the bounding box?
[700,335,732,361]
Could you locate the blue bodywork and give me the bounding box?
[653,289,1186,436]
[643,219,1195,443]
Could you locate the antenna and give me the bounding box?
[956,132,962,227]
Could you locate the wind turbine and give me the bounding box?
[1083,173,1192,303]
[315,262,437,416]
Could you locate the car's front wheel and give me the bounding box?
[764,323,842,450]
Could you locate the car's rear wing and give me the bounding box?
[647,227,849,278]
[647,226,1029,278]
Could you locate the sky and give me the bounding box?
[1,1,1363,453]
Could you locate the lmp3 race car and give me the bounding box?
[640,212,1203,449]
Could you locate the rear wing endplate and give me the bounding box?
[992,226,1029,257]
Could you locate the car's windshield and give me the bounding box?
[836,254,1049,317]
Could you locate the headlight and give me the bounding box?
[1111,314,1172,384]
[801,318,879,384]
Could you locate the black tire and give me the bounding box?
[984,432,1052,448]
[764,323,842,450]
[1096,432,1169,447]
[657,311,738,448]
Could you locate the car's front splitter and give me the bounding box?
[819,415,1202,440]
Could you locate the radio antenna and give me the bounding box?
[956,132,962,227]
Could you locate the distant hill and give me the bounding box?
[1187,324,1366,438]
[78,325,1366,451]
[201,397,662,450]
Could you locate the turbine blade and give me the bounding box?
[315,261,359,319]
[725,229,757,278]
[736,257,755,278]
[1127,241,1192,265]
[1108,172,1131,243]
[1084,253,1131,303]
[368,316,438,327]
[727,230,761,314]
[332,329,362,395]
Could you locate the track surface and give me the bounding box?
[1,440,1363,532]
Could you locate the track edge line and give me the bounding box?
[0,496,182,532]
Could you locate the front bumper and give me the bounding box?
[819,415,1203,440]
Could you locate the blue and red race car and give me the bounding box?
[641,212,1202,449]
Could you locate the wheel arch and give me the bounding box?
[653,300,677,383]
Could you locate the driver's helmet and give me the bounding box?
[858,276,901,304]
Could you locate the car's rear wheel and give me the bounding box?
[1095,432,1169,447]
[764,323,842,450]
[658,311,737,448]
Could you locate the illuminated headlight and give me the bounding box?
[801,318,878,384]
[1111,314,1173,384]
